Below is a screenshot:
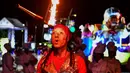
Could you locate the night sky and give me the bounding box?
[0,0,130,42]
[1,0,130,23]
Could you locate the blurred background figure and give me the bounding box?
[105,41,121,73]
[72,29,85,59]
[2,43,14,73]
[14,47,24,72]
[89,43,112,73]
[20,44,37,73]
[69,29,90,73]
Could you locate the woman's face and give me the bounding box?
[51,28,68,48]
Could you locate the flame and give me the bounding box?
[48,0,59,26]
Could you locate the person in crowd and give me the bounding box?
[37,24,87,73]
[72,29,86,60]
[73,29,90,73]
[105,41,121,73]
[14,47,24,72]
[89,43,112,73]
[76,44,86,60]
[2,43,14,73]
[21,45,37,73]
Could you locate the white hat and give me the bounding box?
[94,43,106,53]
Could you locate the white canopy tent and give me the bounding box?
[0,17,28,48]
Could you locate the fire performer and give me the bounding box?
[37,24,87,73]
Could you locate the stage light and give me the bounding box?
[73,14,77,17]
[31,42,36,50]
[70,26,75,33]
[44,42,47,46]
[22,24,25,26]
[44,33,51,41]
[39,43,42,46]
[44,24,49,28]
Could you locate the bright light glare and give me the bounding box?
[48,0,59,26]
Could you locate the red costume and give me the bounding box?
[37,51,87,73]
[37,24,87,73]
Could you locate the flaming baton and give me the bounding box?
[18,0,59,26]
[18,4,43,20]
[48,0,59,26]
